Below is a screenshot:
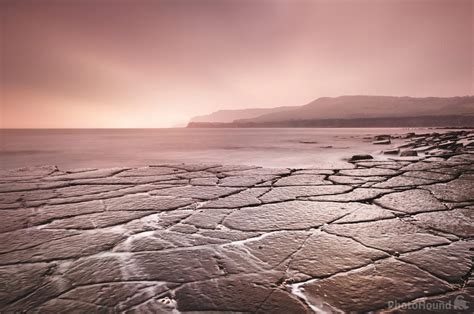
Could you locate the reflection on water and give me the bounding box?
[0,128,433,169]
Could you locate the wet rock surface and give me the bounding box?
[349,154,373,161]
[374,130,474,158]
[0,131,473,313]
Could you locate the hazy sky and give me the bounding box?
[1,0,473,128]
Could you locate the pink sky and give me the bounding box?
[1,0,472,128]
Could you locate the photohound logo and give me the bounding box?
[387,295,470,312]
[453,296,469,310]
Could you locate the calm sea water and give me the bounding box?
[0,128,435,170]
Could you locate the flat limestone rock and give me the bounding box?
[203,187,269,208]
[223,201,357,231]
[65,247,226,285]
[175,170,217,179]
[1,277,71,312]
[123,209,192,232]
[0,208,37,233]
[0,228,78,254]
[372,175,435,188]
[117,166,185,177]
[299,258,453,312]
[256,289,313,314]
[412,208,474,237]
[64,255,137,286]
[132,247,265,282]
[54,184,131,198]
[30,200,105,226]
[423,179,474,202]
[221,167,291,177]
[238,231,310,269]
[196,229,262,242]
[354,161,408,168]
[0,165,58,181]
[151,185,241,200]
[399,240,474,283]
[218,175,276,187]
[293,169,334,175]
[338,168,398,177]
[189,176,219,185]
[289,231,388,278]
[183,208,233,229]
[403,170,456,181]
[167,223,199,234]
[174,273,309,313]
[259,185,352,202]
[308,188,392,202]
[0,189,58,205]
[0,156,472,313]
[104,194,194,211]
[44,210,154,230]
[113,231,175,252]
[328,175,386,185]
[333,204,396,223]
[400,161,449,172]
[0,231,124,265]
[150,163,222,172]
[74,175,183,185]
[46,185,160,205]
[460,173,474,180]
[207,164,259,173]
[114,230,228,252]
[43,167,129,181]
[323,218,450,254]
[274,174,332,186]
[0,263,54,306]
[41,282,173,313]
[0,181,69,193]
[374,189,446,213]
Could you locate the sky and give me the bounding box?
[1,0,473,128]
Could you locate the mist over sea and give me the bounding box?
[0,128,443,170]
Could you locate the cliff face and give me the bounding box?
[187,95,474,128]
[235,96,474,123]
[189,106,295,123]
[187,115,474,128]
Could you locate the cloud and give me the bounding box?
[2,0,472,127]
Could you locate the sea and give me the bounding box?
[0,128,440,170]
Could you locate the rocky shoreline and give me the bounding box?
[376,130,474,158]
[0,130,473,313]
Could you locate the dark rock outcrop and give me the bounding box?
[401,150,418,157]
[350,154,374,161]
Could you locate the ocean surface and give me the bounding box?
[0,128,437,170]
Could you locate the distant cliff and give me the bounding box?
[189,106,295,123]
[187,95,474,128]
[188,115,474,128]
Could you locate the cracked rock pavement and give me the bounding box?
[0,139,473,313]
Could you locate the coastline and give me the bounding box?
[0,130,473,312]
[187,115,474,128]
[1,127,471,170]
